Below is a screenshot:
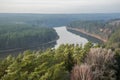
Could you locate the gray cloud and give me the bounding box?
[0,0,120,13]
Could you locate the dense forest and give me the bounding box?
[0,43,120,80]
[67,19,120,49]
[107,27,120,52]
[0,24,58,51]
[0,13,120,27]
[0,14,120,80]
[67,19,120,42]
[67,20,118,40]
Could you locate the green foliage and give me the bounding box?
[107,28,120,50]
[0,43,120,80]
[115,51,120,80]
[0,44,89,80]
[0,55,14,78]
[84,42,93,52]
[0,24,58,50]
[67,20,108,39]
[67,19,120,41]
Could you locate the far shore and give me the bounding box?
[67,27,107,43]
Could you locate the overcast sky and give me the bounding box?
[0,0,120,13]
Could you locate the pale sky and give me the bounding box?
[0,0,120,13]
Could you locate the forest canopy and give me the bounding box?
[0,24,58,50]
[0,43,120,80]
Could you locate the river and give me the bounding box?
[54,26,88,48]
[0,26,88,58]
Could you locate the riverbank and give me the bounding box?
[0,37,59,58]
[67,27,107,43]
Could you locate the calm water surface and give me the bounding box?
[54,26,88,48]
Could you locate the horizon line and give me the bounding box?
[0,12,120,15]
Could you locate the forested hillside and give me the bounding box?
[67,19,120,57]
[0,13,120,27]
[0,14,120,80]
[67,19,120,43]
[0,24,58,51]
[0,43,120,80]
[107,26,120,52]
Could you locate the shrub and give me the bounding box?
[71,64,94,80]
[84,48,116,80]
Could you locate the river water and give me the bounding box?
[54,26,88,48]
[0,26,88,58]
